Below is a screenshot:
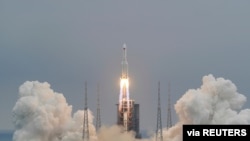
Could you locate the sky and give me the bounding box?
[1,0,250,134]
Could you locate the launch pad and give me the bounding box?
[116,44,141,138]
[116,101,141,138]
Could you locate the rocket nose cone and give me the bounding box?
[123,43,127,49]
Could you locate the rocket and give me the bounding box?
[117,44,141,137]
[121,43,128,79]
[119,43,130,110]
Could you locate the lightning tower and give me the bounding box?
[167,82,172,129]
[117,44,141,138]
[96,83,101,132]
[82,81,89,141]
[156,81,163,141]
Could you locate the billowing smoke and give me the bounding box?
[12,81,96,141]
[12,74,250,141]
[161,74,250,141]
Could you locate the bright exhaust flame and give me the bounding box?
[119,78,130,111]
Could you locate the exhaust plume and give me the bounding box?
[161,74,250,141]
[12,74,250,141]
[12,81,96,141]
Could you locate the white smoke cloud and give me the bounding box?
[12,81,96,141]
[12,74,250,141]
[161,74,250,141]
[175,74,249,124]
[97,125,136,141]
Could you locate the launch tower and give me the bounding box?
[155,81,163,141]
[117,44,141,138]
[167,82,172,129]
[96,83,101,132]
[82,82,89,141]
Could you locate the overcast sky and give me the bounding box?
[1,0,250,133]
